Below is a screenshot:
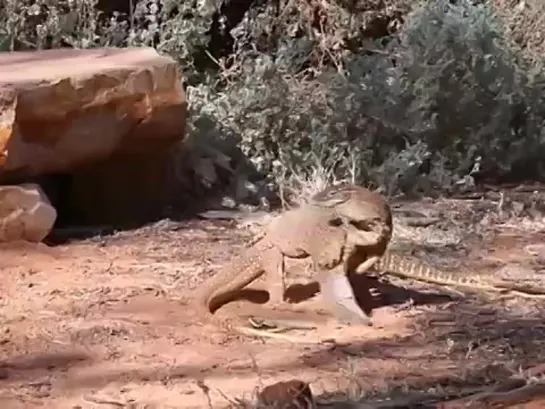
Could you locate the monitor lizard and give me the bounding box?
[193,183,394,342]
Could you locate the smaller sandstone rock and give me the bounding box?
[257,379,315,409]
[0,183,57,243]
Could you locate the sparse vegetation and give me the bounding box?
[3,0,545,205]
[4,2,545,407]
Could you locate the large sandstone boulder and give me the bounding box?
[0,183,57,243]
[0,47,186,177]
[0,47,187,227]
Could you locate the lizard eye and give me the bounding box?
[349,219,374,231]
[311,188,350,207]
[328,217,344,227]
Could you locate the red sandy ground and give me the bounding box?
[1,195,545,408]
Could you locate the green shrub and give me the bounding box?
[2,0,545,204]
[187,0,545,199]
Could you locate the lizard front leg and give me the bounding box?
[343,222,386,275]
[317,265,373,326]
[356,255,381,274]
[252,263,373,331]
[307,227,373,325]
[261,245,287,306]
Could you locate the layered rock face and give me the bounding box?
[0,47,188,241]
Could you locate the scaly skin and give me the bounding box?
[373,251,545,299]
[194,184,394,341]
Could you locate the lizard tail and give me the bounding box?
[375,252,545,299]
[195,249,267,315]
[231,323,331,343]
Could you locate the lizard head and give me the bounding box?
[313,183,393,248]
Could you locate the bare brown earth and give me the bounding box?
[2,189,545,408]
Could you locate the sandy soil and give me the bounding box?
[2,191,545,408]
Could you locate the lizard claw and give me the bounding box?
[248,316,276,330]
[247,316,319,332]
